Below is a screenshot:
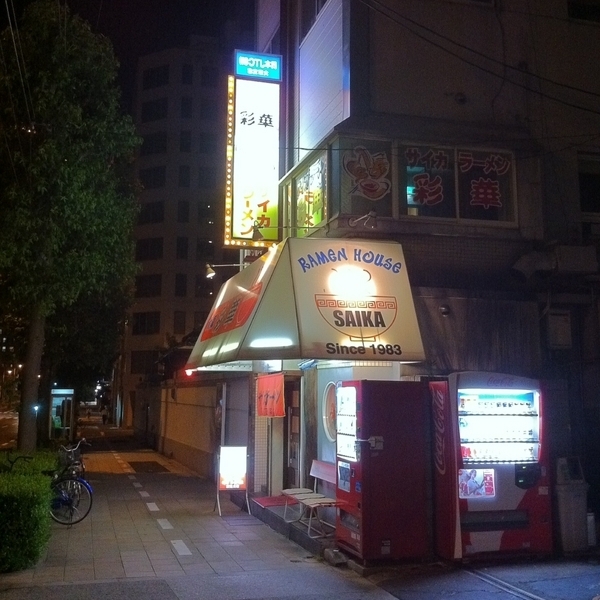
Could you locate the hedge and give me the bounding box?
[0,454,55,573]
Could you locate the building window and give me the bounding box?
[579,155,600,215]
[135,237,163,261]
[132,312,160,335]
[198,167,216,189]
[180,130,191,153]
[399,144,515,222]
[130,350,159,374]
[175,273,187,297]
[140,131,167,156]
[295,154,327,234]
[134,274,162,298]
[198,203,215,229]
[201,65,219,87]
[141,97,168,122]
[569,1,600,22]
[173,311,186,335]
[198,203,214,220]
[196,238,215,260]
[194,311,208,330]
[199,97,217,120]
[177,200,190,223]
[181,97,193,118]
[139,166,166,189]
[181,63,193,85]
[300,0,328,39]
[199,131,218,154]
[138,201,164,224]
[195,275,214,298]
[142,64,169,90]
[178,165,191,187]
[176,236,189,259]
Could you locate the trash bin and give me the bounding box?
[555,457,589,553]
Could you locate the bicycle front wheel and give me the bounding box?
[50,477,93,525]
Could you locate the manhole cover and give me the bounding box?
[127,461,170,473]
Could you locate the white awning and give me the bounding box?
[185,238,425,369]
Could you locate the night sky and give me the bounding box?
[3,0,253,111]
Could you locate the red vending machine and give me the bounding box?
[335,380,430,561]
[430,372,552,560]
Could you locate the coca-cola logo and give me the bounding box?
[486,376,515,387]
[431,387,446,475]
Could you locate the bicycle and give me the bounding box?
[48,475,93,525]
[0,443,93,525]
[44,438,93,525]
[44,439,94,525]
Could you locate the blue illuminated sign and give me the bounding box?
[234,50,282,82]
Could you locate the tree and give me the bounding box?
[0,0,140,451]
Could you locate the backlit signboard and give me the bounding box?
[235,50,282,82]
[224,52,281,248]
[185,238,426,368]
[218,446,247,490]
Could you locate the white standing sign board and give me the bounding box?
[216,446,250,516]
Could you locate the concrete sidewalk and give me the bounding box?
[2,432,600,600]
[0,441,396,600]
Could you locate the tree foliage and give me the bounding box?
[0,0,140,450]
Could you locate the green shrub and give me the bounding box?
[0,451,56,475]
[0,472,53,573]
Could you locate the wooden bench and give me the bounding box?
[281,460,339,537]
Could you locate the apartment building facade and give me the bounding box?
[116,35,240,432]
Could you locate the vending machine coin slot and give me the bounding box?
[515,463,541,489]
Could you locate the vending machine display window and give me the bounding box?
[336,385,357,461]
[458,468,496,499]
[457,387,541,464]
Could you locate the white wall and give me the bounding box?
[298,0,346,161]
[159,383,218,477]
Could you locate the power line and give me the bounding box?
[3,0,34,124]
[360,0,600,118]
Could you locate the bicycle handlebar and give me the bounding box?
[59,438,91,453]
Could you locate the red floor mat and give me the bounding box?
[252,495,297,508]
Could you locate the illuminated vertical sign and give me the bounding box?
[224,52,281,248]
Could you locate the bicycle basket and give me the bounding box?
[58,447,81,466]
